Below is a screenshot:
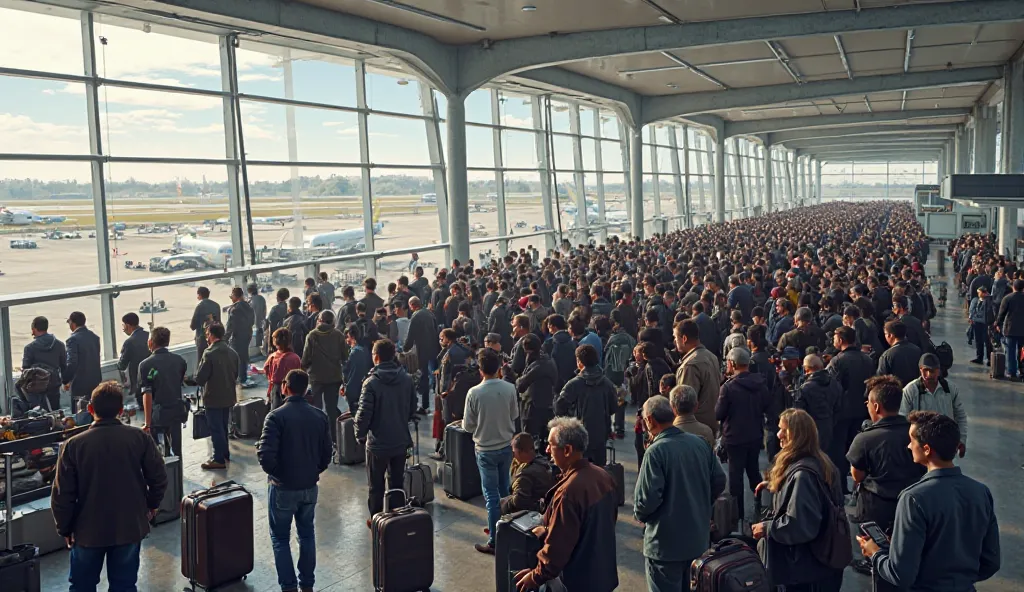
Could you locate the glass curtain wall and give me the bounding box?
[821,162,939,202]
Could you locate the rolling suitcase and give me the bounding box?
[442,423,482,500]
[690,538,770,592]
[153,456,183,526]
[990,350,1006,379]
[711,492,738,543]
[603,444,625,507]
[1,452,40,592]
[181,481,254,591]
[494,510,544,592]
[230,397,268,438]
[403,420,434,507]
[371,488,434,592]
[335,412,365,465]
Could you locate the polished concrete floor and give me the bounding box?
[36,281,1024,591]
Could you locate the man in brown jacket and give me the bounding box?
[674,319,721,435]
[51,381,167,590]
[513,417,618,592]
[500,432,555,514]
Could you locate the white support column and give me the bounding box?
[999,58,1023,256]
[973,105,998,174]
[797,156,806,206]
[731,139,746,218]
[763,143,774,213]
[680,125,693,228]
[667,126,685,231]
[419,83,450,266]
[699,134,711,216]
[752,145,763,214]
[569,104,588,245]
[649,128,662,219]
[783,151,794,210]
[81,13,116,360]
[531,97,556,254]
[713,131,726,223]
[354,61,376,278]
[815,159,823,205]
[619,121,634,229]
[490,90,509,255]
[447,95,470,263]
[282,49,304,266]
[630,126,644,238]
[593,110,608,243]
[955,124,971,174]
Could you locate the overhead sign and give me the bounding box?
[961,214,987,231]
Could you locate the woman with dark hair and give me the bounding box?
[752,408,846,591]
[263,327,301,409]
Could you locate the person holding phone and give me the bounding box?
[858,411,1000,591]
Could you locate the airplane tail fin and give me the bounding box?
[371,199,383,225]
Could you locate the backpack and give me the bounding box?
[353,317,379,347]
[930,341,954,371]
[17,366,54,396]
[286,316,308,356]
[793,462,853,571]
[604,333,635,379]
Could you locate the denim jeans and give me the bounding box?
[476,446,513,546]
[68,542,141,592]
[268,483,318,591]
[206,406,231,463]
[1004,335,1024,377]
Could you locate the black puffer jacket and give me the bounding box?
[21,333,67,394]
[792,370,842,450]
[827,346,876,420]
[544,330,579,390]
[354,360,416,455]
[516,353,558,431]
[554,366,618,455]
[715,371,771,447]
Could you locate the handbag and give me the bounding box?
[191,390,211,440]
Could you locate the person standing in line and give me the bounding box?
[554,344,618,467]
[265,328,302,410]
[994,279,1024,379]
[406,296,440,414]
[463,348,520,555]
[876,321,922,387]
[360,277,385,315]
[193,323,239,470]
[138,326,188,458]
[282,296,309,357]
[967,285,995,365]
[257,369,333,592]
[189,286,221,361]
[669,384,715,449]
[117,313,150,404]
[51,381,168,591]
[267,288,290,336]
[826,325,876,497]
[316,272,336,309]
[858,411,1000,591]
[64,311,102,410]
[900,353,969,458]
[635,396,726,592]
[674,319,721,435]
[354,339,417,526]
[335,286,359,330]
[22,316,67,412]
[301,310,347,438]
[225,286,256,389]
[248,283,268,355]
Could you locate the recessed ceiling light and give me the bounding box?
[657,16,673,24]
[522,5,537,11]
[666,83,678,89]
[397,79,409,86]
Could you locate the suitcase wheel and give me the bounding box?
[446,492,455,499]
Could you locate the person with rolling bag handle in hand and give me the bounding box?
[256,369,333,592]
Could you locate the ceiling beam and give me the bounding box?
[808,148,941,157]
[785,136,953,149]
[642,66,1001,123]
[835,35,853,79]
[726,108,969,136]
[458,0,1024,91]
[769,124,959,143]
[512,68,642,127]
[661,52,728,89]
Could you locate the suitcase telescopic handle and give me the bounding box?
[3,452,13,551]
[606,442,616,464]
[383,488,408,513]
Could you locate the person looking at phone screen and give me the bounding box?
[858,411,1000,590]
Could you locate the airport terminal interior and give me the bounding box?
[1,0,1024,590]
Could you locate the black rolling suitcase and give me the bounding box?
[403,420,434,506]
[181,481,254,591]
[335,412,365,465]
[690,538,770,592]
[442,423,482,500]
[495,510,544,592]
[371,489,434,592]
[603,444,625,506]
[230,397,268,438]
[0,452,40,592]
[991,349,1006,379]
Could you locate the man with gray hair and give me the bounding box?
[635,395,726,592]
[776,306,826,356]
[669,385,714,449]
[513,416,618,592]
[715,347,771,522]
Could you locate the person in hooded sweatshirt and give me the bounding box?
[792,354,842,452]
[515,334,558,446]
[22,316,67,412]
[542,314,579,391]
[301,310,348,439]
[554,344,618,467]
[715,347,772,521]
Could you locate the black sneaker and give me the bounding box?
[415,407,429,416]
[474,543,495,555]
[970,359,983,365]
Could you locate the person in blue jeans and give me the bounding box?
[462,348,520,554]
[50,381,167,592]
[257,369,333,592]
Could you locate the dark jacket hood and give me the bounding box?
[369,360,405,385]
[580,365,605,385]
[552,330,573,344]
[807,369,832,386]
[730,370,765,392]
[33,333,58,352]
[314,323,334,334]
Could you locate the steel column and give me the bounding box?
[973,105,998,174]
[999,58,1023,256]
[713,131,726,223]
[354,61,377,277]
[282,49,304,266]
[81,13,116,360]
[763,142,774,213]
[419,83,451,265]
[446,96,470,262]
[649,128,662,219]
[531,97,556,253]
[490,90,509,255]
[731,139,746,218]
[569,104,588,245]
[630,126,644,238]
[593,109,609,243]
[680,125,693,228]
[667,126,685,231]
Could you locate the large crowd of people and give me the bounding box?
[12,200,1008,591]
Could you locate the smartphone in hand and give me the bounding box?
[859,521,890,549]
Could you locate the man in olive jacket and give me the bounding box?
[301,309,348,436]
[193,323,239,470]
[51,381,167,590]
[674,319,721,435]
[635,396,726,592]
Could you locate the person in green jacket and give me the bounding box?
[634,395,726,592]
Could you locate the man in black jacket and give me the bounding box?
[354,339,417,521]
[257,369,333,592]
[64,311,102,409]
[509,314,532,379]
[486,296,513,353]
[877,321,922,387]
[515,334,558,444]
[554,344,617,466]
[138,326,188,458]
[117,313,150,402]
[827,325,876,496]
[406,296,439,413]
[544,315,579,390]
[793,354,842,452]
[225,286,256,388]
[995,279,1024,380]
[893,295,927,351]
[22,316,67,412]
[189,286,221,361]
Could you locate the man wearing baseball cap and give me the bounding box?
[899,353,969,458]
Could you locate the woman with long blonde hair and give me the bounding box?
[751,408,846,591]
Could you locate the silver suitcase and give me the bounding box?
[403,420,434,506]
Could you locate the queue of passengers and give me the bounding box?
[21,200,1003,592]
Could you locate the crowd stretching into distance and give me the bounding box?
[10,200,1013,592]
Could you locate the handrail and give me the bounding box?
[469,229,554,245]
[0,242,450,308]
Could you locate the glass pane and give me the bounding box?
[236,41,356,107]
[549,102,571,133]
[241,100,361,163]
[551,134,574,172]
[465,89,491,125]
[582,138,597,172]
[368,115,431,166]
[600,111,620,140]
[504,171,550,254]
[601,140,624,172]
[0,78,89,155]
[579,107,596,137]
[366,69,423,114]
[99,87,225,159]
[93,17,222,91]
[0,4,82,75]
[499,92,535,129]
[466,125,494,168]
[502,129,540,169]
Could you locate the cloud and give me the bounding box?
[323,121,349,127]
[238,73,282,83]
[334,126,359,136]
[59,82,221,111]
[0,113,88,154]
[42,89,55,95]
[502,115,533,128]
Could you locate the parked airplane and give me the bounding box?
[172,235,233,267]
[308,200,385,251]
[216,215,293,226]
[0,207,67,225]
